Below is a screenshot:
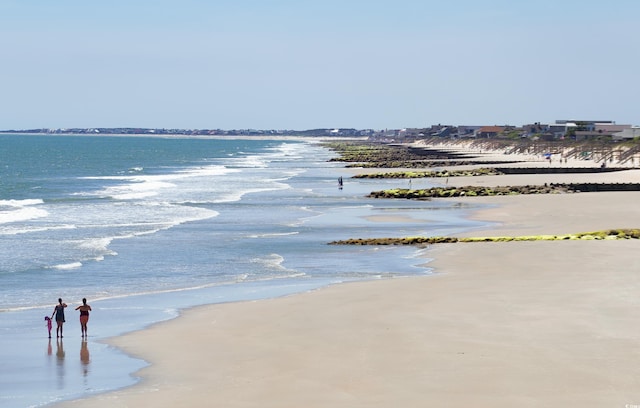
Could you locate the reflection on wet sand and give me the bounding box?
[81,340,90,376]
[56,339,65,361]
[56,339,65,389]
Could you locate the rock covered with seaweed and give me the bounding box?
[329,229,640,246]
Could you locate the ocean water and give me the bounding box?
[0,134,488,407]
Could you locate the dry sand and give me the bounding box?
[59,147,640,408]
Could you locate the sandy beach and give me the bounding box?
[58,146,640,408]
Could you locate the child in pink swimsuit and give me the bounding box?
[44,316,52,338]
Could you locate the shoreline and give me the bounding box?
[57,145,640,408]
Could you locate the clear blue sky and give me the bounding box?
[1,0,638,130]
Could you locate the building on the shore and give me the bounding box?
[573,123,633,141]
[519,120,626,141]
[522,122,555,140]
[612,127,640,141]
[548,122,575,138]
[474,126,505,138]
[456,126,482,138]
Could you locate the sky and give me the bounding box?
[0,0,638,130]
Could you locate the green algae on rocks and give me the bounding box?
[352,168,503,179]
[367,183,640,199]
[328,229,640,246]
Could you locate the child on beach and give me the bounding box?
[44,316,52,338]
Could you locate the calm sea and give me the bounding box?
[0,134,486,407]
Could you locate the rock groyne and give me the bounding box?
[367,183,640,199]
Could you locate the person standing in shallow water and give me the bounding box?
[51,298,67,338]
[75,298,92,338]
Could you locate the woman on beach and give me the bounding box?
[51,298,67,338]
[75,298,92,338]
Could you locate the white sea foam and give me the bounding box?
[99,179,177,200]
[0,204,48,224]
[0,199,44,207]
[51,262,83,270]
[177,165,239,177]
[210,186,277,204]
[289,210,324,227]
[247,232,299,238]
[83,165,237,201]
[233,155,268,168]
[273,143,305,158]
[248,253,305,278]
[77,237,116,254]
[110,190,162,200]
[0,223,76,235]
[250,253,286,269]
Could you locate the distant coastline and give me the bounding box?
[0,132,368,142]
[3,120,638,143]
[0,127,371,137]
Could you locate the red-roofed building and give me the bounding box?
[475,126,505,138]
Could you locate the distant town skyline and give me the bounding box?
[3,119,635,137]
[1,1,638,130]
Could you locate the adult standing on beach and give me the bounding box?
[75,298,92,338]
[51,298,67,338]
